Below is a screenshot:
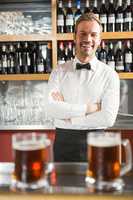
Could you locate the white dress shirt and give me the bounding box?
[47,56,120,130]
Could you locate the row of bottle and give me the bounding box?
[57,0,133,33]
[57,40,133,72]
[0,42,52,74]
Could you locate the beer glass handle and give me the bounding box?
[120,139,132,176]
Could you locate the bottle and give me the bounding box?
[46,42,52,73]
[115,0,124,32]
[98,40,107,64]
[107,42,115,69]
[123,0,132,31]
[65,41,74,61]
[29,42,37,73]
[15,42,22,74]
[107,0,115,32]
[74,0,82,24]
[21,42,30,74]
[57,41,66,64]
[7,44,15,74]
[1,44,8,74]
[124,40,133,72]
[36,44,45,73]
[99,0,107,32]
[115,41,124,72]
[92,0,99,19]
[65,0,74,33]
[57,0,65,33]
[84,0,91,14]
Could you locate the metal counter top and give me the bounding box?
[0,162,132,196]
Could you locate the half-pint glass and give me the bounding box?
[86,131,132,191]
[11,132,51,190]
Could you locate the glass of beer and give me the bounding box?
[86,131,132,191]
[11,132,51,190]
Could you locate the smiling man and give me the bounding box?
[47,13,120,162]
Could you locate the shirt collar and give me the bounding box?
[73,56,98,72]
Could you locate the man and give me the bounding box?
[47,13,120,162]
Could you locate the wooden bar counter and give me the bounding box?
[0,163,132,200]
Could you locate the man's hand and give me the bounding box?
[86,101,101,115]
[51,91,64,101]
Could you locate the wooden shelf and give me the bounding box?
[0,74,50,81]
[0,73,133,81]
[0,34,53,42]
[57,32,133,41]
[119,73,133,79]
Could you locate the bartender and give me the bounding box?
[47,12,120,162]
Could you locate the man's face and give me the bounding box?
[75,20,101,61]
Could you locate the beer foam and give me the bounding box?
[13,139,50,151]
[88,137,121,147]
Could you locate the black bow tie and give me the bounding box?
[76,62,91,70]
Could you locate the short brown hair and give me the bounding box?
[75,12,102,34]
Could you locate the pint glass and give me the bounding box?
[86,131,132,191]
[11,132,51,190]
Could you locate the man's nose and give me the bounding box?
[84,34,92,41]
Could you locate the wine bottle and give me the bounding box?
[98,40,107,64]
[123,0,132,31]
[115,0,124,32]
[46,42,52,73]
[74,0,82,24]
[7,44,15,74]
[58,41,66,64]
[65,0,74,33]
[1,44,8,74]
[36,44,45,73]
[65,41,74,61]
[57,0,65,33]
[15,42,22,74]
[107,42,115,69]
[84,0,91,14]
[124,40,133,72]
[92,0,99,19]
[115,41,124,72]
[29,42,37,73]
[21,42,30,74]
[107,0,115,32]
[99,0,107,32]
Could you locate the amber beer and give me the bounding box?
[12,133,50,189]
[14,145,47,183]
[86,133,121,181]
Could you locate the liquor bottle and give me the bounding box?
[84,0,91,14]
[115,0,124,32]
[99,0,107,32]
[57,0,65,33]
[7,44,15,74]
[98,40,107,64]
[36,44,45,73]
[107,0,115,32]
[92,0,99,19]
[65,41,74,61]
[107,42,115,69]
[124,40,133,72]
[46,42,52,73]
[74,0,82,24]
[65,0,74,33]
[123,0,132,31]
[1,44,8,74]
[115,41,124,72]
[21,42,30,74]
[57,41,66,64]
[15,42,22,74]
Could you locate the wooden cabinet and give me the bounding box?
[0,0,133,81]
